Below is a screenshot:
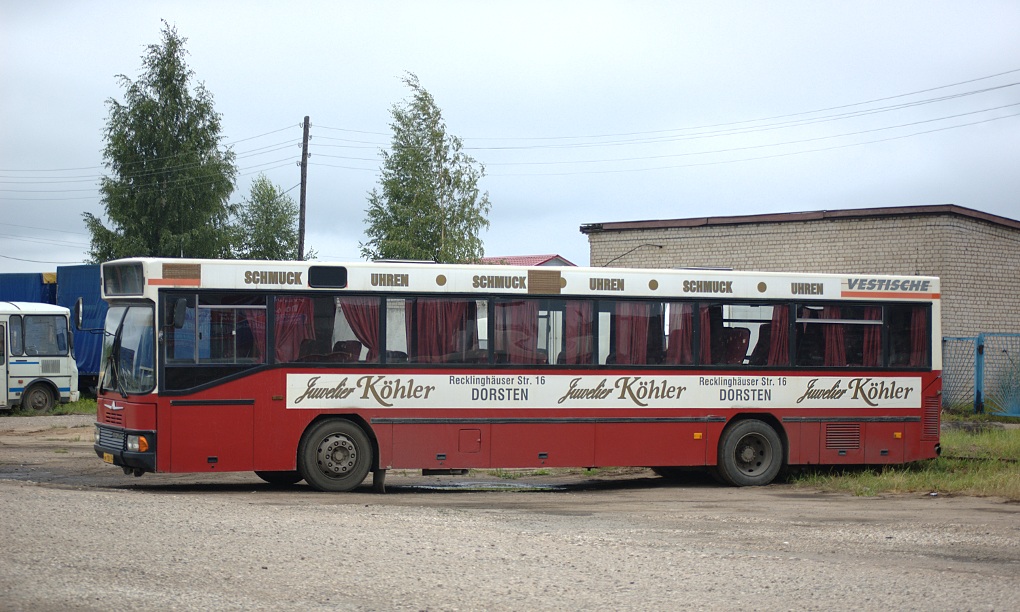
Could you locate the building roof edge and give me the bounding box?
[579,204,1020,234]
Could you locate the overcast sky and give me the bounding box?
[2,1,1019,274]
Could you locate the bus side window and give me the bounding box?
[795,304,884,368]
[9,316,22,356]
[887,305,929,367]
[334,296,382,362]
[795,307,824,367]
[0,324,5,364]
[600,300,663,366]
[706,303,769,366]
[399,298,483,364]
[493,299,543,365]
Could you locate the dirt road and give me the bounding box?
[1,416,1018,610]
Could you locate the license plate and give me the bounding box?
[103,453,114,464]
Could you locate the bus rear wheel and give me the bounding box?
[22,384,55,413]
[254,470,303,486]
[717,419,782,486]
[298,419,373,492]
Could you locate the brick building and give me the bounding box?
[580,205,1020,337]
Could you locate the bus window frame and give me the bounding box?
[155,288,936,394]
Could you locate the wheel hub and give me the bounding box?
[734,433,771,474]
[317,434,358,477]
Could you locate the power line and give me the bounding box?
[0,232,89,249]
[2,222,90,236]
[0,127,299,177]
[464,84,1020,151]
[467,67,1020,142]
[0,156,300,200]
[225,124,298,145]
[489,111,1020,177]
[308,161,377,172]
[0,252,85,264]
[0,141,299,184]
[482,101,1020,167]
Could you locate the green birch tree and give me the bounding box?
[83,22,237,261]
[232,174,313,260]
[361,73,490,263]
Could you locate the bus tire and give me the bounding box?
[717,419,782,487]
[298,419,373,492]
[22,384,55,413]
[254,470,303,486]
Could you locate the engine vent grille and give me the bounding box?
[41,359,60,374]
[102,410,124,427]
[825,423,861,450]
[922,396,941,440]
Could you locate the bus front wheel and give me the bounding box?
[717,419,782,486]
[298,419,373,492]
[22,384,55,413]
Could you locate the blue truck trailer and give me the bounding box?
[56,265,106,393]
[0,272,57,304]
[0,265,105,394]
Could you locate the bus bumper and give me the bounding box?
[94,424,156,473]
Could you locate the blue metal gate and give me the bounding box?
[942,333,1020,416]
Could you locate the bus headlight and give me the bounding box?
[94,427,100,444]
[127,435,150,453]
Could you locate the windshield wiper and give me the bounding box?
[109,319,129,399]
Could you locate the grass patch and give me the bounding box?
[51,398,97,416]
[942,408,1020,425]
[791,426,1020,501]
[7,397,97,417]
[942,427,1020,459]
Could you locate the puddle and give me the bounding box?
[405,480,566,492]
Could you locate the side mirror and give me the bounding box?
[73,297,84,330]
[173,298,188,329]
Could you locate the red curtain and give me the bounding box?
[909,306,928,366]
[275,297,316,362]
[665,303,693,365]
[699,305,712,364]
[494,300,539,364]
[823,305,847,367]
[863,306,882,367]
[767,305,789,366]
[615,302,651,365]
[243,309,267,362]
[338,297,381,362]
[563,301,593,364]
[406,299,478,363]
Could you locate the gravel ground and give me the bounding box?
[1,415,1019,611]
[0,413,95,432]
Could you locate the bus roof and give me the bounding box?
[0,301,71,315]
[101,257,941,302]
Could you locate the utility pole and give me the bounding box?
[298,116,310,260]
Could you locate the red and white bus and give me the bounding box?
[91,258,941,491]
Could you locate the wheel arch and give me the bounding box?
[19,378,59,408]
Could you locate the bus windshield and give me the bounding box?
[100,304,155,396]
